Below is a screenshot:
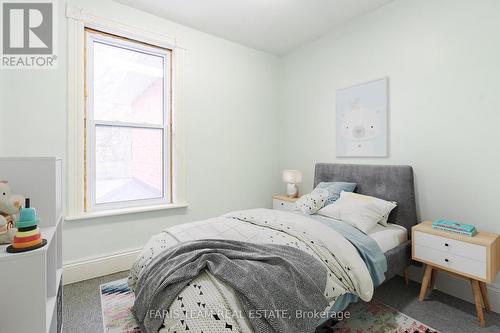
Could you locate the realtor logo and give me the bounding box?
[1,0,57,69]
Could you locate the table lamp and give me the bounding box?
[282,169,302,198]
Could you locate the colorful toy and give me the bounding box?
[0,181,23,244]
[7,198,46,253]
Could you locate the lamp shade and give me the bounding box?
[282,169,302,184]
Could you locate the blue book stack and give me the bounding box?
[432,219,477,237]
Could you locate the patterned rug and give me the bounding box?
[100,279,140,333]
[317,301,440,333]
[100,278,440,333]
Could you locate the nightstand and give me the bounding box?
[412,221,500,328]
[272,195,299,211]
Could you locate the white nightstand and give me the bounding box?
[412,221,500,328]
[272,195,299,211]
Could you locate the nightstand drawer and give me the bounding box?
[414,245,486,279]
[273,199,296,211]
[414,231,486,262]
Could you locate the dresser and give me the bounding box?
[412,221,499,328]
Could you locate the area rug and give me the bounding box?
[100,278,140,333]
[100,278,440,333]
[317,301,440,333]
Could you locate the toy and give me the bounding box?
[7,198,46,253]
[0,181,23,244]
[0,215,16,244]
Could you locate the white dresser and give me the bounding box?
[272,194,299,211]
[412,221,499,328]
[0,157,63,333]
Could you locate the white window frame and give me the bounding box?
[66,5,187,220]
[85,29,171,212]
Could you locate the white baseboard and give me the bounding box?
[63,248,142,285]
[407,266,500,314]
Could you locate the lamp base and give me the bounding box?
[286,183,299,198]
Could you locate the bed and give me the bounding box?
[313,163,417,281]
[129,163,417,333]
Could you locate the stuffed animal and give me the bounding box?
[0,181,24,244]
[0,215,16,244]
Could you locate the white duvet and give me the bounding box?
[129,209,373,333]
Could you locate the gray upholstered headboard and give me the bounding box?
[314,163,417,232]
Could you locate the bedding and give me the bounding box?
[367,223,408,253]
[129,209,386,333]
[308,214,387,286]
[307,215,404,323]
[133,240,329,333]
[377,212,391,226]
[376,201,397,226]
[317,191,397,233]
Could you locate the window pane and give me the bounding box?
[95,125,163,204]
[93,41,165,125]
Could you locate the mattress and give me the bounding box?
[367,223,408,253]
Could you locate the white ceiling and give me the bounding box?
[114,0,393,55]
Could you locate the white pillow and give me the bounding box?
[295,188,329,215]
[317,191,397,233]
[377,201,397,226]
[378,213,391,227]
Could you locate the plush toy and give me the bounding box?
[0,181,24,244]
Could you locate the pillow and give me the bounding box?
[314,182,357,205]
[378,213,390,227]
[317,191,397,233]
[295,188,329,215]
[377,201,397,226]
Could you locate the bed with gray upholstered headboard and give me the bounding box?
[314,163,418,280]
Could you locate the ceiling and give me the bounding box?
[114,0,393,55]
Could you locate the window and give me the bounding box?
[84,29,172,211]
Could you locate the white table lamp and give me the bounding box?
[282,169,302,198]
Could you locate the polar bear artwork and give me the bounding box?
[0,181,24,244]
[336,78,388,157]
[340,98,382,155]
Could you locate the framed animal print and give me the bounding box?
[336,77,388,157]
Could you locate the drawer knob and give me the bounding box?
[444,243,449,247]
[444,258,449,263]
[280,202,284,206]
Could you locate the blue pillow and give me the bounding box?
[314,182,357,206]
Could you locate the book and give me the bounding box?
[432,219,477,237]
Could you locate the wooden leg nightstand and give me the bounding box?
[418,264,491,328]
[412,221,500,328]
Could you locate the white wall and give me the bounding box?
[0,0,281,264]
[278,0,500,304]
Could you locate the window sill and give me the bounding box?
[64,202,188,221]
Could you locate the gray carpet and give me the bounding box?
[374,277,500,333]
[63,271,129,333]
[63,272,500,333]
